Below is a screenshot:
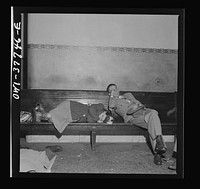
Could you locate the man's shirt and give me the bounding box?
[109,93,141,117]
[108,92,142,122]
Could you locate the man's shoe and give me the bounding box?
[168,160,176,170]
[154,153,162,165]
[160,154,173,163]
[155,135,166,154]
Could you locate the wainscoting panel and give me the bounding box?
[27,44,177,92]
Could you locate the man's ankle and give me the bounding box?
[156,135,162,142]
[155,135,166,154]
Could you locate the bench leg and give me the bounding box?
[90,131,96,151]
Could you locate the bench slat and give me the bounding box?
[20,122,176,136]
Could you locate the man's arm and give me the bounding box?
[108,95,116,110]
[123,93,141,104]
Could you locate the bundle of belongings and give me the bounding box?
[20,148,57,173]
[20,102,114,133]
[20,104,50,123]
[20,111,32,122]
[20,111,50,123]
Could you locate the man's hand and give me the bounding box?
[109,90,114,97]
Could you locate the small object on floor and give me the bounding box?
[46,145,63,152]
[154,153,162,165]
[168,160,176,170]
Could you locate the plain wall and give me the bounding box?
[28,14,178,49]
[27,14,178,91]
[28,45,177,91]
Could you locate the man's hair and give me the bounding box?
[106,83,117,92]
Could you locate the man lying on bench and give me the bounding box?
[30,100,113,133]
[106,83,167,166]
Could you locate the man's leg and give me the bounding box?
[144,109,167,152]
[173,137,177,154]
[128,113,163,165]
[129,109,166,165]
[128,109,167,165]
[168,138,177,170]
[144,109,167,165]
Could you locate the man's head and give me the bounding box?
[106,83,119,97]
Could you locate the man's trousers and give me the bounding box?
[128,108,167,153]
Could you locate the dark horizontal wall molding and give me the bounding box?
[28,44,178,54]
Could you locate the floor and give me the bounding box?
[20,138,176,175]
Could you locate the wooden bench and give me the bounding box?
[20,89,177,150]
